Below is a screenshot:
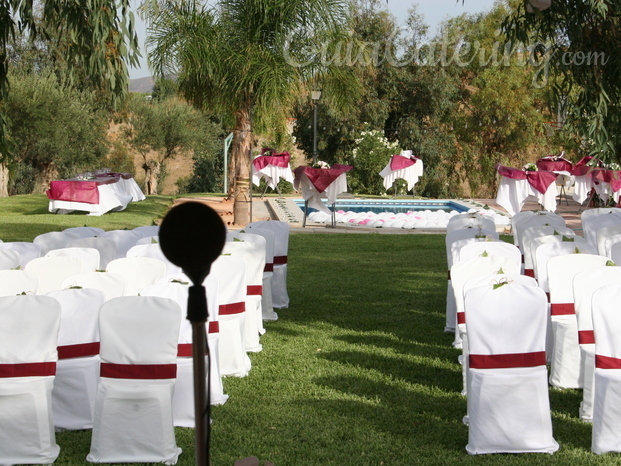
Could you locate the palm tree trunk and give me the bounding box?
[232,105,252,225]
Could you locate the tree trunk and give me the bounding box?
[33,164,58,194]
[143,160,160,195]
[231,105,253,226]
[0,161,8,197]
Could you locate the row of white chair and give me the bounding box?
[0,220,292,464]
[447,209,621,455]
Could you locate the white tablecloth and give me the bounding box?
[294,173,348,216]
[496,177,557,217]
[48,177,145,216]
[251,163,294,189]
[379,158,424,192]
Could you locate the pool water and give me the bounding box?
[295,199,470,214]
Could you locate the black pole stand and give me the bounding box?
[159,202,226,466]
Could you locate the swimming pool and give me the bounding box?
[294,198,471,214]
[288,198,509,229]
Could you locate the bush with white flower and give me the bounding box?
[347,128,401,195]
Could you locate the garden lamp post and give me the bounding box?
[311,90,321,165]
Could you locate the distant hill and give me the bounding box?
[129,76,155,94]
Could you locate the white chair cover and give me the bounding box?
[97,229,144,259]
[444,228,499,333]
[33,231,80,256]
[573,266,621,421]
[0,241,41,268]
[248,220,290,309]
[67,237,117,269]
[0,248,20,270]
[591,284,621,454]
[452,255,520,392]
[512,212,565,253]
[106,256,167,295]
[46,247,101,273]
[222,239,265,353]
[510,211,536,247]
[583,213,621,249]
[45,288,105,430]
[126,243,182,277]
[231,228,276,322]
[0,269,39,296]
[25,256,83,294]
[581,206,621,223]
[87,296,182,464]
[63,226,105,238]
[458,242,521,270]
[547,253,609,389]
[522,225,576,277]
[596,224,621,257]
[446,213,496,234]
[208,254,251,377]
[534,240,596,293]
[135,235,159,245]
[141,275,228,428]
[0,295,61,464]
[464,283,558,454]
[610,242,621,265]
[133,225,160,237]
[61,271,126,301]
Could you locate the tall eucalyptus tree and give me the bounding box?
[0,0,140,195]
[146,0,360,225]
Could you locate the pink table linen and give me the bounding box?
[495,165,558,216]
[251,150,294,189]
[47,173,144,216]
[379,152,424,192]
[293,165,353,215]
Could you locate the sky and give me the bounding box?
[128,0,498,80]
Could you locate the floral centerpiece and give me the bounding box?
[522,162,538,172]
[312,161,330,169]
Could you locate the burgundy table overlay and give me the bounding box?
[496,165,557,194]
[536,157,573,173]
[46,173,135,205]
[294,164,353,193]
[389,154,418,170]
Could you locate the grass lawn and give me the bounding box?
[0,196,618,464]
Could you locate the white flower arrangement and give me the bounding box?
[313,160,330,169]
[522,163,538,171]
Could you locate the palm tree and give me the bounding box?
[146,0,360,225]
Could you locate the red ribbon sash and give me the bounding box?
[550,302,575,316]
[578,330,595,345]
[208,321,219,333]
[58,342,100,359]
[469,351,546,369]
[247,285,263,296]
[274,255,288,265]
[219,302,245,315]
[0,362,56,377]
[100,362,177,379]
[596,354,621,369]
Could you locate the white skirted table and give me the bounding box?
[379,150,423,194]
[251,148,294,197]
[46,173,145,216]
[570,159,621,207]
[495,165,558,217]
[293,164,353,227]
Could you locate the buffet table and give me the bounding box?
[379,151,424,193]
[293,164,353,226]
[495,165,558,216]
[46,173,145,216]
